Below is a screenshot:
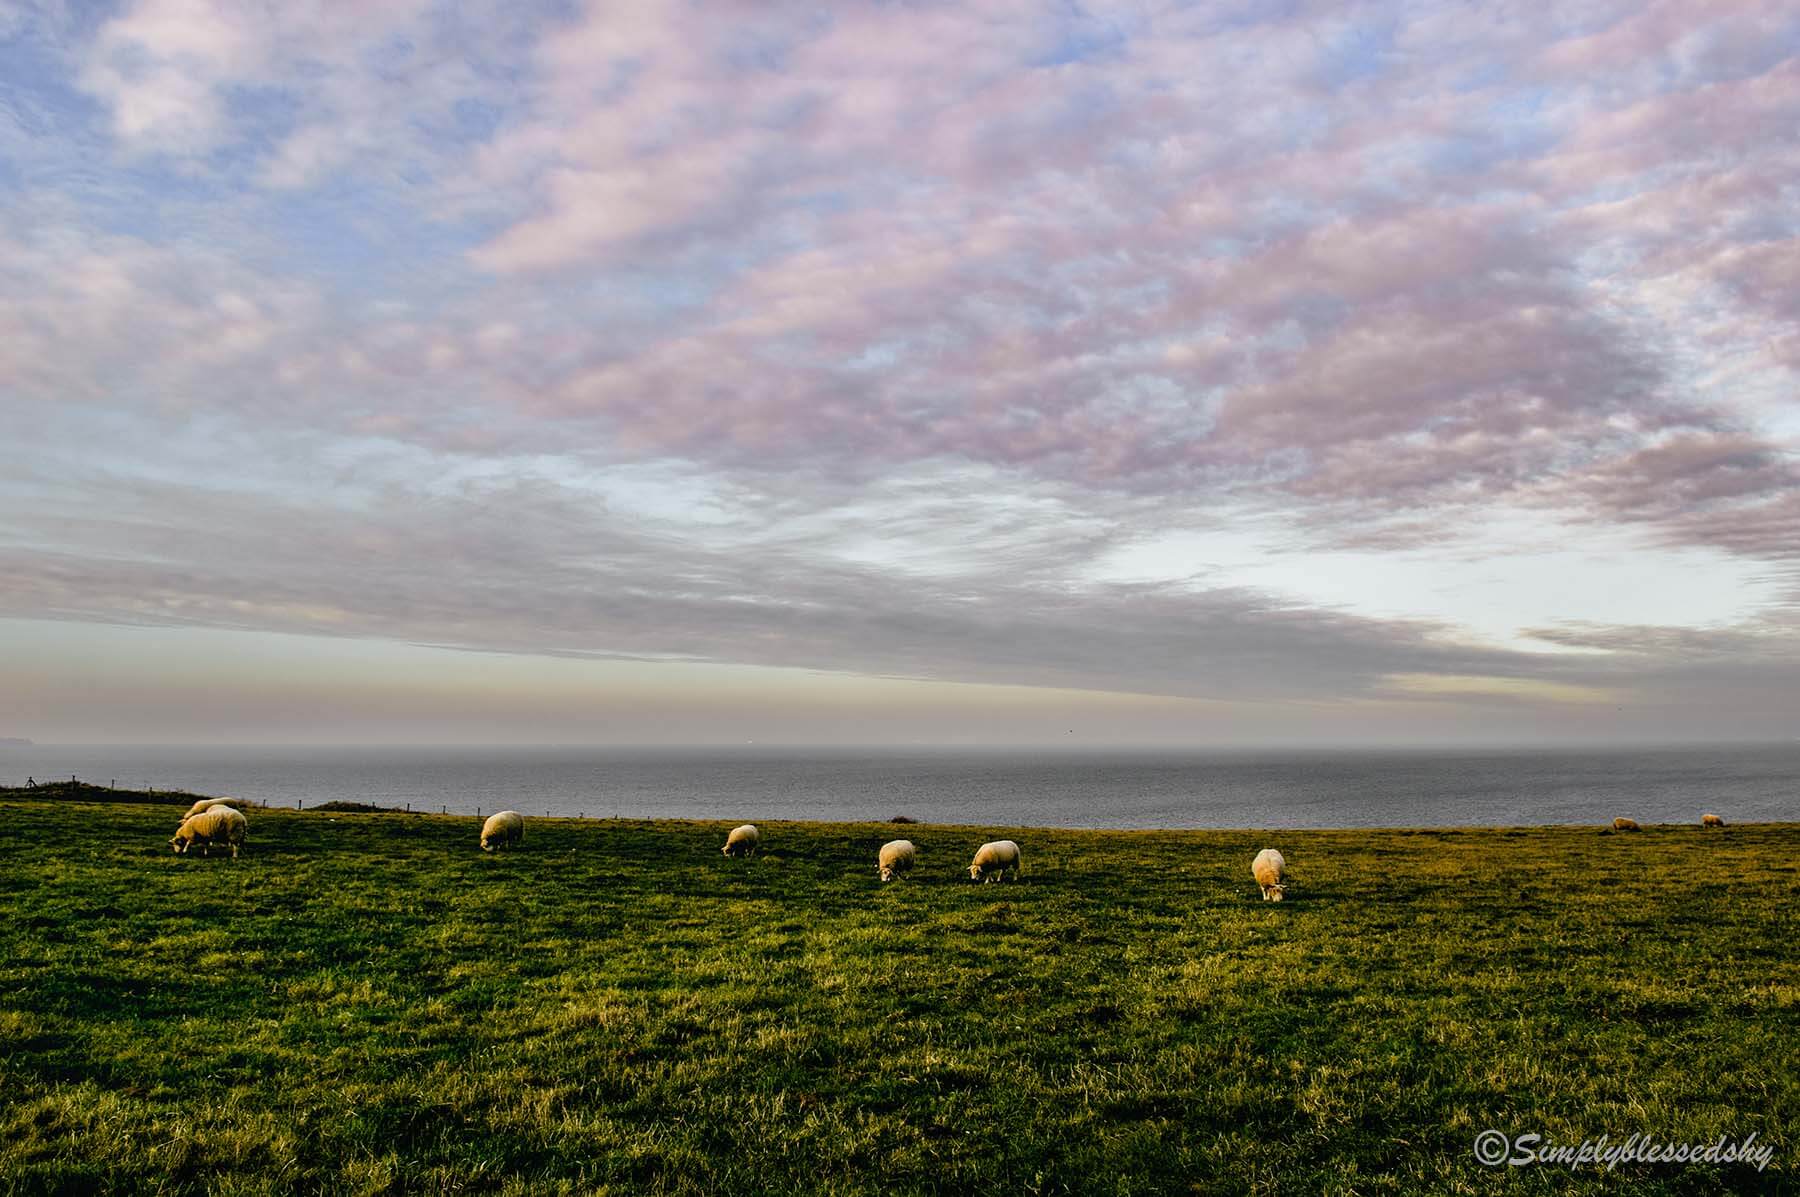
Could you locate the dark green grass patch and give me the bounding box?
[5,780,200,807]
[0,800,1794,1194]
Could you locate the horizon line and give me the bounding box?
[6,738,1797,754]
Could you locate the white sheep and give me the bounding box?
[878,839,917,882]
[1701,812,1724,828]
[722,824,760,858]
[1252,847,1286,901]
[480,810,524,851]
[1611,817,1641,832]
[179,796,243,823]
[967,840,1021,883]
[170,806,248,858]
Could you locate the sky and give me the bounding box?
[0,0,1797,746]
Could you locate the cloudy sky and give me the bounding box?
[1,0,1796,745]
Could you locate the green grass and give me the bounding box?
[0,795,1794,1195]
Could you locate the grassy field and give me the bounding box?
[0,793,1794,1195]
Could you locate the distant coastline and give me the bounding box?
[0,738,32,747]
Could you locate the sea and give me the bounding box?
[2,743,1796,829]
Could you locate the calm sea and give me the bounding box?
[2,744,1796,829]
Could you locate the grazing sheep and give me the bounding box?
[1611,817,1641,832]
[179,796,242,823]
[1252,847,1287,901]
[722,824,760,858]
[967,840,1021,883]
[170,806,248,858]
[1701,812,1724,828]
[480,810,525,852]
[878,839,917,882]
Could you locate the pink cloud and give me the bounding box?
[17,0,1800,573]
